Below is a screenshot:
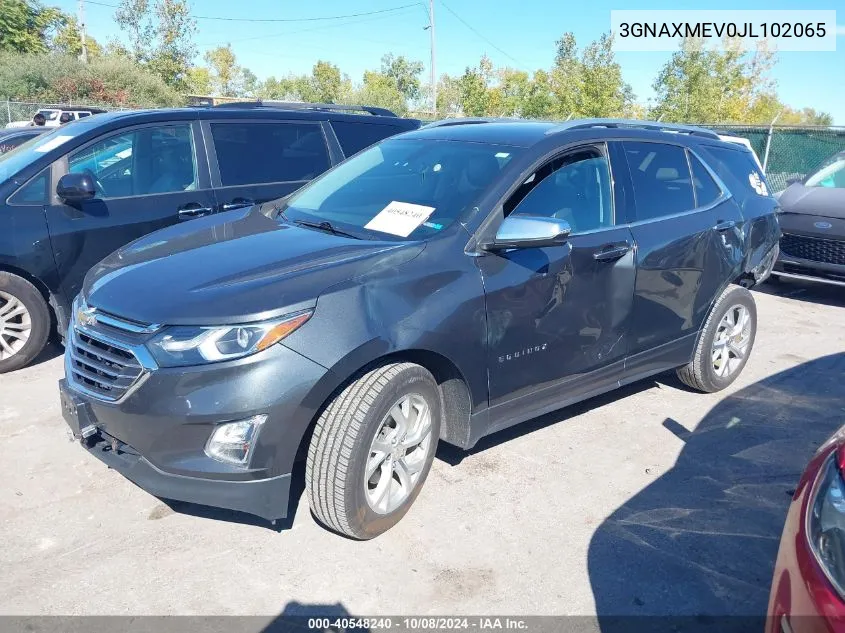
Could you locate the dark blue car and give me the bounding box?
[0,102,419,372]
[58,118,781,539]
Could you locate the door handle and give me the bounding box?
[178,203,212,219]
[593,242,632,262]
[714,219,737,231]
[221,197,255,211]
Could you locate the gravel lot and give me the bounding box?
[2,280,844,619]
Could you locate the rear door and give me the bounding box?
[617,140,744,369]
[45,120,216,302]
[203,119,333,212]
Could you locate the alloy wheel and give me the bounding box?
[365,393,433,515]
[0,291,32,361]
[711,304,752,379]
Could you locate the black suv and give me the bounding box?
[0,102,419,372]
[60,119,780,539]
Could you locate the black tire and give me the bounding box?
[676,284,757,393]
[0,272,51,374]
[306,362,441,539]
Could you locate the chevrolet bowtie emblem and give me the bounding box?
[77,306,97,327]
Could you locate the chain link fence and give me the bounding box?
[703,124,845,192]
[1,100,123,129]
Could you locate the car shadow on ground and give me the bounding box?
[587,352,845,625]
[756,278,845,308]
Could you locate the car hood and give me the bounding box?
[83,207,423,326]
[777,183,845,219]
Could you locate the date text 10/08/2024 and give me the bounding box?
[306,617,530,630]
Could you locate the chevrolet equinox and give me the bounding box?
[60,119,781,539]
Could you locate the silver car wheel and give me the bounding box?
[712,304,752,379]
[365,393,433,515]
[0,291,32,361]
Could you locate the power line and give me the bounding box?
[195,9,421,46]
[438,0,526,69]
[85,0,422,24]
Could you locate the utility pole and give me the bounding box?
[429,0,436,118]
[78,0,89,64]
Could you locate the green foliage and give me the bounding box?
[113,0,196,88]
[51,16,103,59]
[0,51,184,106]
[0,0,64,54]
[380,54,424,103]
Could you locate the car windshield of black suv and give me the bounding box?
[279,138,520,240]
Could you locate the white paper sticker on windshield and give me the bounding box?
[365,201,435,237]
[34,135,74,153]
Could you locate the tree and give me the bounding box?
[0,50,184,106]
[650,38,780,124]
[0,0,65,54]
[349,71,407,115]
[113,0,196,88]
[310,60,343,103]
[51,15,102,59]
[185,66,211,95]
[380,53,424,104]
[204,44,240,96]
[577,33,633,117]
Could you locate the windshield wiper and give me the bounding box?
[292,219,361,240]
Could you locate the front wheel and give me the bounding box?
[676,285,757,393]
[306,362,441,539]
[0,272,51,373]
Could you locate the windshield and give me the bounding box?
[805,153,845,189]
[281,138,519,240]
[37,109,60,121]
[0,127,71,183]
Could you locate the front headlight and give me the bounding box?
[147,309,312,367]
[808,452,845,597]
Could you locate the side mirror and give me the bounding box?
[483,215,572,251]
[57,173,96,202]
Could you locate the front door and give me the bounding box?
[45,121,216,303]
[476,143,636,427]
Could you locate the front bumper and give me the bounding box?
[67,417,292,520]
[774,214,845,287]
[60,323,333,521]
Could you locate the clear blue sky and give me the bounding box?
[58,0,844,123]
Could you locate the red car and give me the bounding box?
[769,427,845,633]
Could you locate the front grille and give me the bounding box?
[68,331,143,401]
[781,233,845,266]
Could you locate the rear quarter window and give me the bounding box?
[697,145,771,203]
[331,121,405,157]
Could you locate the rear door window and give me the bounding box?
[623,141,695,221]
[688,152,723,207]
[331,121,404,157]
[210,122,330,186]
[697,145,770,203]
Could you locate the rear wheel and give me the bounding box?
[0,272,50,373]
[306,362,440,539]
[676,285,757,393]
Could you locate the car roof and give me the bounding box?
[405,117,724,149]
[68,105,420,130]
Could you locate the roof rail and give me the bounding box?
[549,118,720,139]
[424,117,522,128]
[212,100,398,117]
